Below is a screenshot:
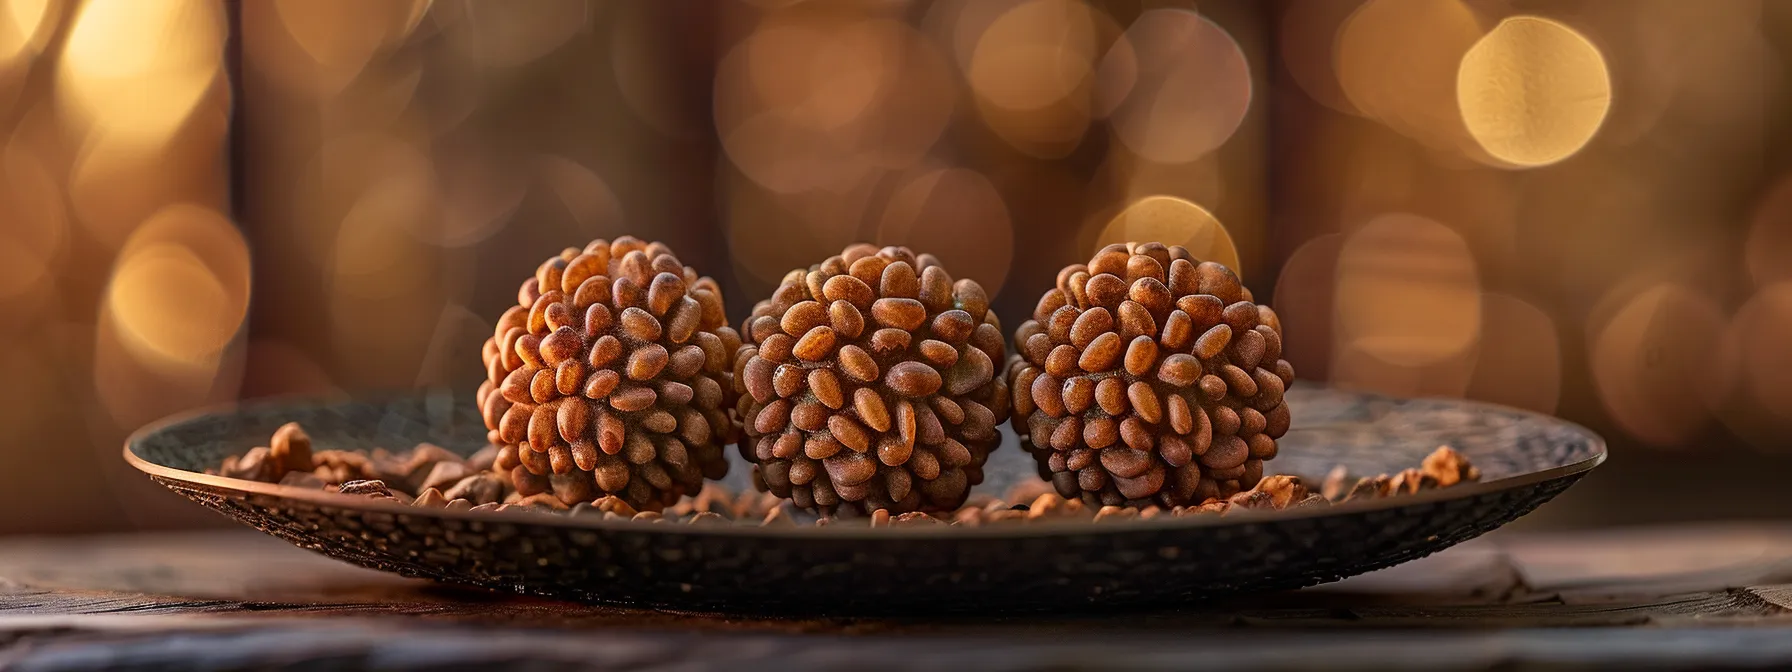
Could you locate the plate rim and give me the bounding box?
[124,389,1607,541]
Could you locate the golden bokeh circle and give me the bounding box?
[966,0,1107,158]
[105,204,251,367]
[57,0,224,148]
[1334,213,1481,367]
[1458,16,1612,168]
[968,0,1097,113]
[715,18,951,192]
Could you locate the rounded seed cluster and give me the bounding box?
[1007,242,1295,508]
[477,237,740,512]
[735,245,1010,514]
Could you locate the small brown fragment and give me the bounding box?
[269,423,313,474]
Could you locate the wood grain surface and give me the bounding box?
[0,525,1789,670]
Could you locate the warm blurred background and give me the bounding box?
[0,0,1786,532]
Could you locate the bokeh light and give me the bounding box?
[715,16,952,193]
[1458,16,1612,168]
[104,204,250,368]
[1096,9,1251,164]
[1588,283,1729,447]
[272,0,429,85]
[967,0,1106,158]
[1334,0,1481,155]
[968,0,1096,113]
[57,0,224,149]
[292,133,433,265]
[437,0,587,69]
[7,0,1792,534]
[1334,213,1482,368]
[0,0,57,68]
[329,179,434,301]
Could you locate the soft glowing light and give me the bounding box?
[1096,9,1250,164]
[293,133,432,264]
[720,109,870,194]
[439,0,586,68]
[748,21,890,131]
[0,0,57,67]
[58,0,224,147]
[968,0,1097,111]
[876,167,1015,297]
[330,179,434,301]
[716,19,950,192]
[1334,213,1481,367]
[1589,283,1727,447]
[1458,16,1612,168]
[273,0,429,69]
[966,0,1103,157]
[1094,195,1240,275]
[924,0,1026,75]
[105,205,250,366]
[1335,0,1481,154]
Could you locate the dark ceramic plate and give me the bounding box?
[125,388,1603,615]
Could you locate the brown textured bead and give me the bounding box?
[736,245,1008,515]
[1008,243,1295,508]
[479,237,740,512]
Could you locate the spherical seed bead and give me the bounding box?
[479,237,740,512]
[1008,243,1295,507]
[736,245,1008,515]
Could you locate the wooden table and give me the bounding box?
[0,525,1789,670]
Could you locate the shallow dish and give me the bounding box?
[125,387,1603,615]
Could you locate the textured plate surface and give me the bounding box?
[125,388,1603,615]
